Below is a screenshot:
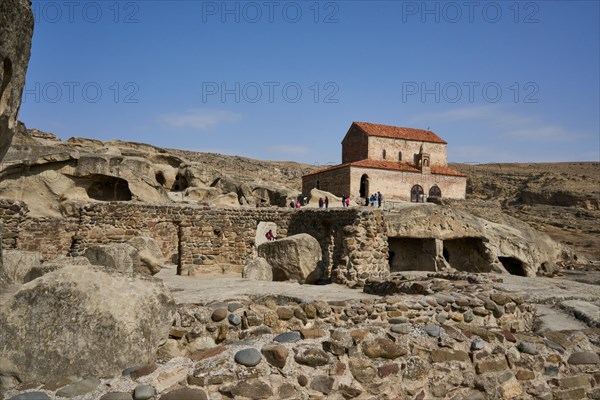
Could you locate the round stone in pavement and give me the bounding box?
[211,308,228,322]
[160,387,208,400]
[390,324,411,334]
[134,385,156,400]
[228,303,243,312]
[274,331,302,343]
[517,341,539,355]
[228,314,242,326]
[55,377,101,398]
[424,324,443,337]
[100,393,133,400]
[234,348,262,367]
[9,393,51,400]
[567,352,600,365]
[471,339,485,351]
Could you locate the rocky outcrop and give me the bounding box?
[0,263,175,383]
[258,233,323,284]
[385,203,568,276]
[0,0,34,162]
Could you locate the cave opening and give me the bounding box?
[86,175,132,201]
[387,237,437,272]
[171,174,188,191]
[499,256,526,276]
[155,171,166,186]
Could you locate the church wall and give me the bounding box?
[341,128,368,163]
[368,136,447,166]
[302,166,351,198]
[349,167,466,202]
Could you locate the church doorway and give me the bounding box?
[410,185,424,202]
[359,174,369,199]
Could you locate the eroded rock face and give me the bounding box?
[257,233,323,284]
[384,203,567,276]
[0,0,34,162]
[0,264,175,383]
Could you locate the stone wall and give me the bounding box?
[368,136,447,166]
[0,201,390,284]
[349,167,466,202]
[341,125,369,163]
[302,166,351,199]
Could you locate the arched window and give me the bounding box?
[382,149,386,160]
[398,151,402,161]
[429,185,441,198]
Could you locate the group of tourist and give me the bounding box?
[318,197,330,208]
[291,192,383,209]
[290,194,309,209]
[366,191,383,207]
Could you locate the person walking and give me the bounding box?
[377,191,382,208]
[345,196,350,207]
[318,197,324,208]
[341,195,346,208]
[325,196,329,209]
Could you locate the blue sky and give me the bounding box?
[20,0,600,164]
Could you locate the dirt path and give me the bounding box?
[156,267,376,304]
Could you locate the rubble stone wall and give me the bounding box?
[0,201,390,282]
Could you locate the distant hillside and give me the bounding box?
[453,162,600,261]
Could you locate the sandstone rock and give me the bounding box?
[84,243,140,274]
[294,346,329,367]
[0,264,174,382]
[362,337,407,359]
[0,0,34,162]
[310,375,334,394]
[127,236,164,275]
[261,344,288,368]
[349,358,376,384]
[160,387,208,400]
[230,380,274,400]
[258,233,323,284]
[385,203,565,276]
[242,257,273,281]
[0,250,40,285]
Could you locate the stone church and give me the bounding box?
[302,122,466,202]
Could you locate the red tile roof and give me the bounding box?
[353,122,447,144]
[303,160,466,177]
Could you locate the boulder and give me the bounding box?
[84,243,140,274]
[242,257,273,281]
[0,250,40,285]
[128,237,164,275]
[258,234,323,284]
[22,255,90,283]
[0,0,34,162]
[0,263,174,383]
